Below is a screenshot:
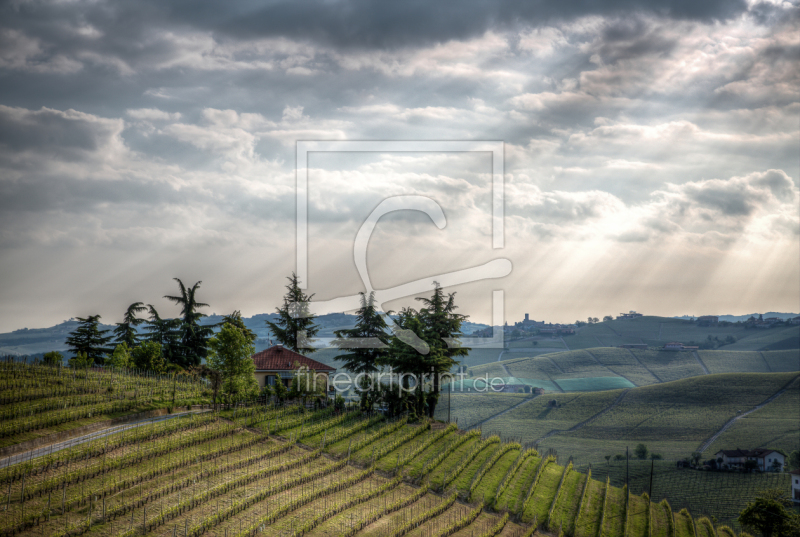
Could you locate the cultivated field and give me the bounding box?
[0,363,765,537]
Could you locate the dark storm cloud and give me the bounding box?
[1,0,749,55]
[161,0,749,49]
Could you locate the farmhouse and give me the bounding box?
[747,448,785,472]
[791,469,800,502]
[714,449,749,469]
[663,342,686,351]
[696,315,719,326]
[251,344,335,392]
[617,311,643,319]
[714,448,786,472]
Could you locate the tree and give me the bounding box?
[382,310,430,418]
[42,351,63,367]
[738,489,800,537]
[131,341,166,373]
[332,292,390,408]
[69,351,92,369]
[634,444,649,460]
[106,343,133,369]
[691,451,703,466]
[65,315,113,366]
[650,453,663,460]
[164,278,213,368]
[190,364,222,408]
[113,302,147,348]
[288,363,326,405]
[207,322,257,400]
[266,273,320,353]
[415,283,470,418]
[603,315,613,322]
[143,305,182,364]
[273,376,288,403]
[788,450,800,471]
[605,455,611,465]
[221,311,257,344]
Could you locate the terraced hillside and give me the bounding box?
[448,372,799,464]
[0,364,762,537]
[466,347,799,393]
[0,361,207,449]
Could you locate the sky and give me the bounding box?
[0,0,798,332]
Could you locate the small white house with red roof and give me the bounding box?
[251,344,336,392]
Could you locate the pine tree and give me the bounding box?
[415,283,470,418]
[266,273,319,353]
[65,315,113,366]
[385,309,435,418]
[332,292,389,408]
[163,279,214,368]
[113,302,147,348]
[143,305,182,365]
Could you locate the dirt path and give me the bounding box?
[468,395,537,430]
[624,348,663,383]
[545,356,565,374]
[758,351,773,372]
[692,350,710,374]
[535,389,630,442]
[585,350,636,386]
[560,337,570,350]
[0,409,212,469]
[696,374,800,453]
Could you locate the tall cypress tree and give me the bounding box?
[113,302,147,348]
[65,315,113,366]
[266,273,319,353]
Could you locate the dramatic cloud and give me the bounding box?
[0,0,797,331]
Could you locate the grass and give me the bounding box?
[439,393,530,428]
[705,376,800,457]
[582,460,792,530]
[495,454,540,512]
[483,390,623,445]
[471,448,520,505]
[566,373,796,456]
[574,478,604,537]
[626,494,649,537]
[521,461,561,523]
[548,469,584,534]
[1,361,794,537]
[762,350,800,372]
[697,350,769,374]
[555,377,635,391]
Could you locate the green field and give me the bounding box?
[1,361,796,537]
[540,372,798,462]
[582,460,792,531]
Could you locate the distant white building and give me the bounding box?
[748,448,785,472]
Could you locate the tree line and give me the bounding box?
[55,273,469,419]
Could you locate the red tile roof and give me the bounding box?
[251,345,336,372]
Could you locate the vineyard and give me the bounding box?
[0,361,208,449]
[0,364,759,537]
